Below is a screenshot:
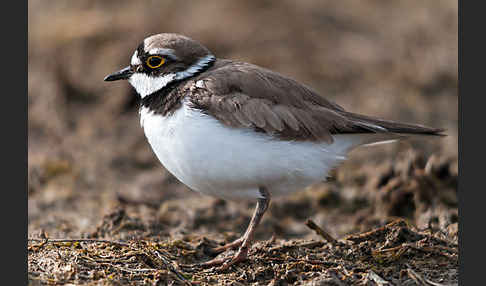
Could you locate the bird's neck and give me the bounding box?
[139,54,216,116]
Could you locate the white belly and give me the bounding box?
[140,101,365,200]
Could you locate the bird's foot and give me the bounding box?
[218,248,248,271]
[198,247,249,271]
[193,192,269,272]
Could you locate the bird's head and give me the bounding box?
[104,33,215,98]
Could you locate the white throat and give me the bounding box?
[128,73,176,98]
[127,54,215,99]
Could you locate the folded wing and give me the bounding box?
[188,60,444,144]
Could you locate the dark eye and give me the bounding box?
[146,56,165,69]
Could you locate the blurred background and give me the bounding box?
[28,1,457,242]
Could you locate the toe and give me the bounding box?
[218,250,248,271]
[197,257,230,268]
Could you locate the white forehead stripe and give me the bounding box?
[131,50,141,65]
[128,73,176,98]
[148,48,176,56]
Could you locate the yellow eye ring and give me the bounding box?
[146,56,165,69]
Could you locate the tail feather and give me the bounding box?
[344,112,446,136]
[330,112,445,155]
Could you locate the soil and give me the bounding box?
[28,1,458,285]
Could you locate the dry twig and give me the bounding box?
[28,238,130,247]
[368,270,390,285]
[406,265,447,286]
[152,249,191,286]
[305,219,337,243]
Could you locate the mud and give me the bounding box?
[28,1,457,285]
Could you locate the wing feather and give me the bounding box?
[187,60,444,143]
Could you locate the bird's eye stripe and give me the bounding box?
[146,56,165,68]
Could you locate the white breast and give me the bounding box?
[140,101,373,200]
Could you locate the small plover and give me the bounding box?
[105,33,443,270]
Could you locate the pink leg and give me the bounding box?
[199,188,271,270]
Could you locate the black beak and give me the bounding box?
[104,66,133,81]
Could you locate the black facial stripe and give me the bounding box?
[140,57,216,116]
[136,43,145,60]
[135,43,176,73]
[142,55,174,70]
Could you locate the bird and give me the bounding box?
[104,33,444,270]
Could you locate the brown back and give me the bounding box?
[187,59,444,143]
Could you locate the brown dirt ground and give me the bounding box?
[28,1,458,285]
